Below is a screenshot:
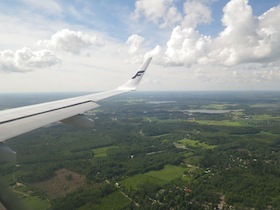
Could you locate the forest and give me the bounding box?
[0,91,279,209]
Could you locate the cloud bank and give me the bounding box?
[132,0,280,68]
[0,0,279,91]
[0,28,106,72]
[0,48,60,72]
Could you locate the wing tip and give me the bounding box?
[118,57,152,91]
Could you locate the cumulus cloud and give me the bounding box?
[133,0,182,28]
[165,26,211,67]
[182,1,212,28]
[163,0,280,67]
[38,29,105,54]
[0,47,61,72]
[131,0,280,70]
[221,0,255,36]
[125,34,162,64]
[133,0,214,29]
[126,34,145,54]
[211,0,280,65]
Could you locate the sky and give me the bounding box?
[0,0,280,92]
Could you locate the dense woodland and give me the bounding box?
[0,91,279,209]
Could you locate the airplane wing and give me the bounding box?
[0,57,152,162]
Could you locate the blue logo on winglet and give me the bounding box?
[132,71,145,79]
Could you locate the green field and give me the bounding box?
[182,152,194,158]
[13,185,50,210]
[251,114,280,120]
[250,103,279,108]
[178,138,216,149]
[231,111,244,117]
[121,165,187,190]
[146,117,184,123]
[92,146,119,158]
[88,191,131,210]
[200,104,233,110]
[22,196,49,210]
[195,119,242,126]
[120,174,165,190]
[145,165,187,181]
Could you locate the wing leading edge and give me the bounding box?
[0,57,152,145]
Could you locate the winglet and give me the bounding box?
[117,57,152,91]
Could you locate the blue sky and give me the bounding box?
[0,0,280,92]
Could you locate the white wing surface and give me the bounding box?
[0,57,152,161]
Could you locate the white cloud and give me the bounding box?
[161,5,183,28]
[221,0,255,36]
[133,0,213,29]
[0,48,61,72]
[164,26,211,66]
[38,29,105,54]
[133,0,182,28]
[126,34,145,54]
[256,6,280,62]
[144,45,161,60]
[125,34,162,64]
[182,1,212,28]
[212,0,280,65]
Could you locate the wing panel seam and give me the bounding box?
[0,100,93,125]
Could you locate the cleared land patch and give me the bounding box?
[33,168,85,199]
